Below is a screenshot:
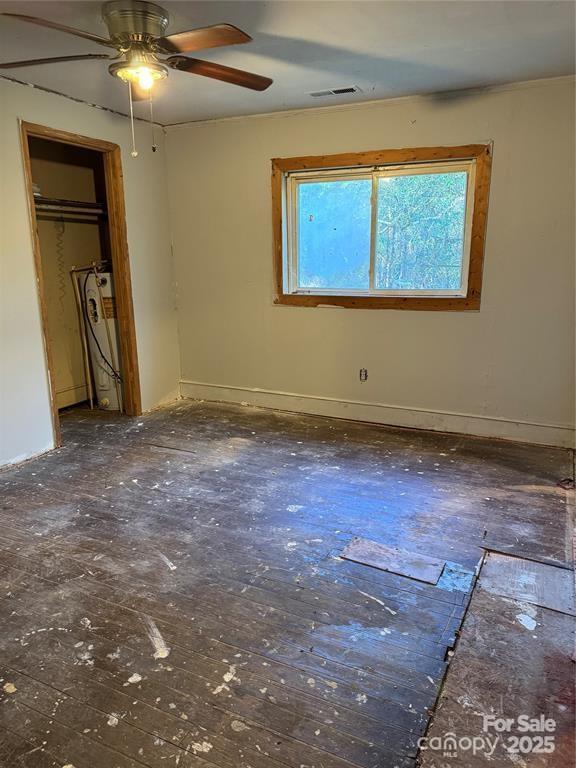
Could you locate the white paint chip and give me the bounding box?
[141,614,170,659]
[190,741,213,754]
[358,589,397,614]
[516,613,537,631]
[231,720,250,732]
[158,553,177,571]
[223,665,237,683]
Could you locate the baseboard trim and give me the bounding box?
[180,380,575,448]
[0,442,54,471]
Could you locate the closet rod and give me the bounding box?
[36,214,106,225]
[34,196,107,211]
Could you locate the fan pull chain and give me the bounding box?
[148,90,157,152]
[128,80,138,158]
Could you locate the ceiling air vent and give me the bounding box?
[309,86,362,98]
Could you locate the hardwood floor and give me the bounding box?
[0,401,572,768]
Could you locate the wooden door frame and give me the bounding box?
[20,120,142,446]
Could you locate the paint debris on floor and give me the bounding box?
[0,400,573,768]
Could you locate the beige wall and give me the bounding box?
[166,77,575,447]
[0,78,180,465]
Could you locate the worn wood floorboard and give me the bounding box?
[0,401,572,768]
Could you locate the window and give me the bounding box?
[272,145,492,310]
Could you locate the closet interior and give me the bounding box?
[29,136,124,416]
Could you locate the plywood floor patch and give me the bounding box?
[479,552,576,616]
[341,537,446,585]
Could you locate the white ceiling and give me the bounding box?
[0,1,574,124]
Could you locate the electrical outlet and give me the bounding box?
[359,368,368,382]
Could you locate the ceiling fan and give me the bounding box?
[0,0,273,95]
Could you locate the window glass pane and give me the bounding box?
[375,171,468,291]
[297,178,371,290]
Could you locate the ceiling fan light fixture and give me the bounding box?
[109,58,168,89]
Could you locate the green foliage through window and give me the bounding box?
[293,165,470,294]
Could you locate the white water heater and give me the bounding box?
[81,271,123,411]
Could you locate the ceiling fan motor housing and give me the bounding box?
[103,0,169,45]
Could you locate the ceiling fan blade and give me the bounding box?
[1,13,115,48]
[158,24,251,54]
[0,54,114,69]
[167,57,272,91]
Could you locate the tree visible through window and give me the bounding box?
[290,163,473,297]
[375,171,467,291]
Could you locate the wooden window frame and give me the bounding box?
[272,144,492,310]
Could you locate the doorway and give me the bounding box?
[21,122,141,447]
